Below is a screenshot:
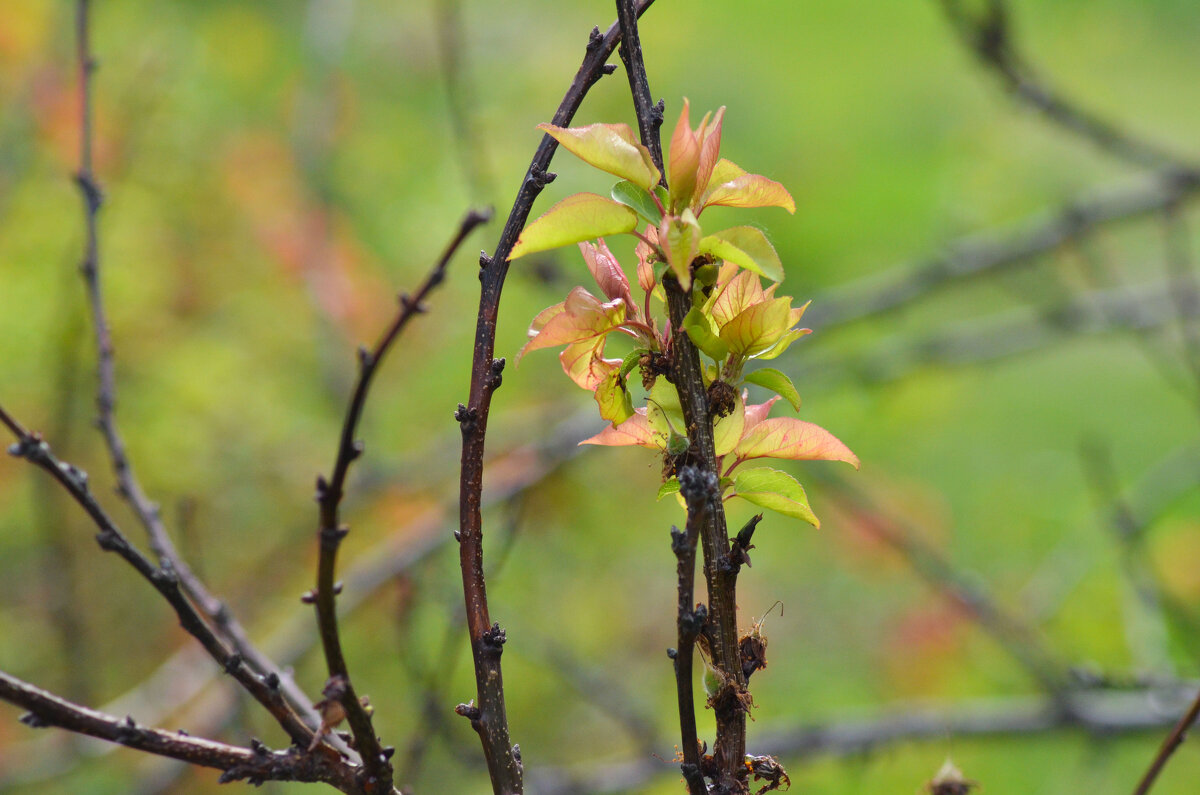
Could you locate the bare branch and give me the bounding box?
[0,405,317,751]
[807,171,1200,330]
[455,4,655,791]
[313,208,490,789]
[70,0,326,737]
[616,0,665,175]
[1132,685,1200,795]
[938,0,1197,172]
[0,671,355,791]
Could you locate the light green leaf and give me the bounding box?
[594,368,634,426]
[743,368,801,411]
[611,180,663,225]
[619,348,647,378]
[538,122,660,191]
[682,306,729,361]
[730,467,819,527]
[661,209,702,291]
[509,193,638,260]
[657,477,681,501]
[713,389,745,458]
[698,226,784,283]
[718,297,793,358]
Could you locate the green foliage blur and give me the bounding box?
[3,0,1200,793]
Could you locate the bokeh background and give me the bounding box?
[3,0,1200,792]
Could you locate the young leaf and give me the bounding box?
[538,122,660,191]
[743,368,801,411]
[731,417,859,469]
[619,348,647,378]
[682,306,729,361]
[509,193,638,260]
[518,287,625,361]
[729,467,819,527]
[594,368,634,426]
[611,180,663,225]
[579,240,633,308]
[579,409,663,449]
[719,297,794,358]
[560,339,619,390]
[657,477,681,501]
[698,226,784,283]
[661,209,702,290]
[700,159,795,214]
[712,389,746,458]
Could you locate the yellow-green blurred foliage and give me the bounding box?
[3,0,1200,793]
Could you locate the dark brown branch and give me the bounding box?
[71,0,325,739]
[0,671,356,791]
[314,208,490,790]
[616,0,665,175]
[807,171,1200,330]
[0,405,318,751]
[938,0,1196,172]
[665,279,748,789]
[455,4,654,792]
[670,467,714,794]
[1132,685,1200,795]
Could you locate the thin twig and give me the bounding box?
[0,670,356,791]
[71,0,326,737]
[938,0,1196,172]
[616,0,664,176]
[815,469,1069,698]
[1131,685,1200,795]
[313,208,490,790]
[806,171,1200,330]
[0,405,318,750]
[455,4,655,791]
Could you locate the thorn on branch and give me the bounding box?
[250,737,270,756]
[224,653,244,675]
[73,172,103,213]
[349,439,365,460]
[19,712,48,729]
[357,345,374,369]
[94,529,120,552]
[300,590,317,604]
[314,475,329,502]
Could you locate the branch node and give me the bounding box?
[455,700,482,722]
[261,671,281,691]
[300,590,317,604]
[601,63,618,76]
[488,357,506,390]
[356,345,374,369]
[586,26,603,51]
[667,647,678,660]
[454,403,477,427]
[381,745,396,760]
[314,475,329,501]
[350,439,365,460]
[250,737,270,756]
[223,653,244,675]
[482,622,507,655]
[479,250,493,270]
[73,172,104,213]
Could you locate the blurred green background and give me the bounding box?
[3,0,1200,792]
